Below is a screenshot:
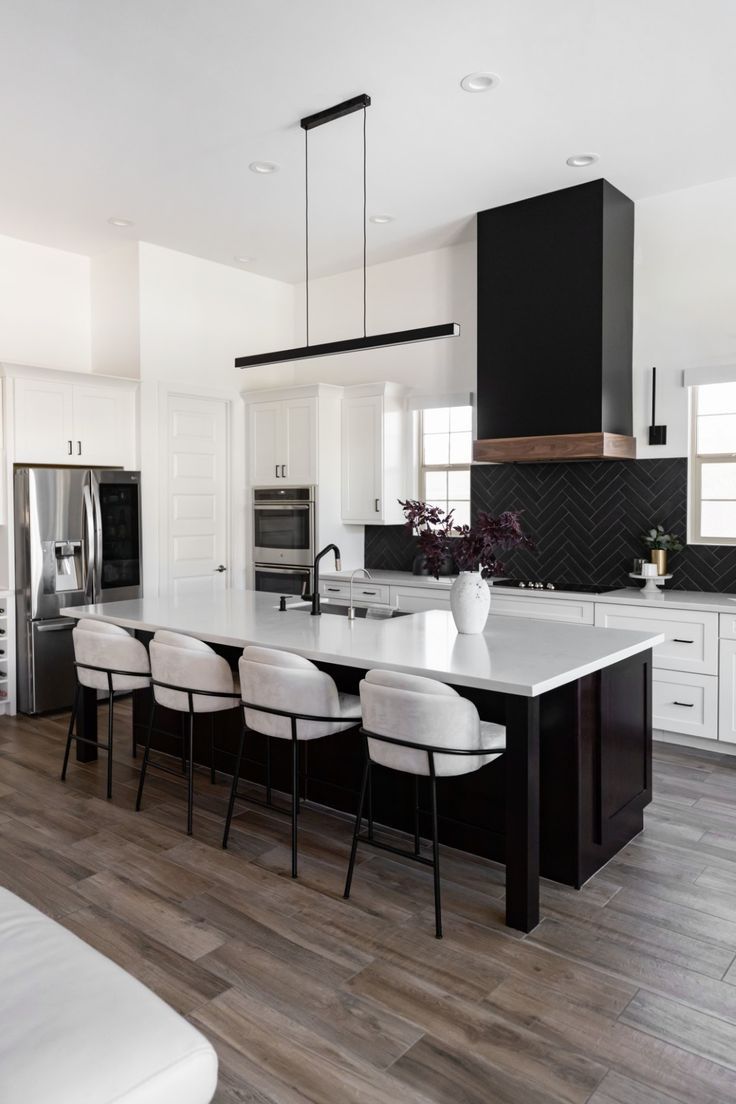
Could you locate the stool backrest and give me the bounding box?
[72,619,150,692]
[239,646,343,740]
[149,630,236,713]
[360,669,485,777]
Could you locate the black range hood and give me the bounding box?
[474,179,636,463]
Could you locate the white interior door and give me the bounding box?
[164,393,229,597]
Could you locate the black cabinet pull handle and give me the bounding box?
[361,590,378,595]
[326,587,340,592]
[275,465,280,478]
[67,440,72,455]
[375,498,380,513]
[77,441,82,455]
[672,701,694,707]
[673,638,694,644]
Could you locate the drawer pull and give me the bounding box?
[361,590,378,596]
[326,587,341,593]
[672,701,694,707]
[673,638,694,644]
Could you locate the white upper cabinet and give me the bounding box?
[341,384,407,525]
[13,375,136,468]
[247,395,317,485]
[13,377,75,464]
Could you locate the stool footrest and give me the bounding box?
[231,787,301,818]
[68,734,112,752]
[356,833,434,868]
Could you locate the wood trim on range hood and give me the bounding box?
[473,432,636,464]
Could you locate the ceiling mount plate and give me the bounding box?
[300,94,371,131]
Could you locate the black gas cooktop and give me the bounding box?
[493,580,620,595]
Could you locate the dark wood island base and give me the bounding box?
[112,638,652,897]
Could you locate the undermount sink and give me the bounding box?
[278,602,409,619]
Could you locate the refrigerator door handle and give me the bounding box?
[91,473,103,601]
[82,480,96,602]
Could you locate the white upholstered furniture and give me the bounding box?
[137,630,239,835]
[0,887,217,1104]
[223,646,361,875]
[62,618,150,798]
[344,668,506,937]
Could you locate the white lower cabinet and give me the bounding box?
[594,603,719,676]
[390,585,451,613]
[653,670,719,741]
[719,640,736,743]
[319,580,391,606]
[490,592,594,624]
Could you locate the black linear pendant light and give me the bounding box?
[236,94,459,369]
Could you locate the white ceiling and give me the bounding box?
[1,0,735,282]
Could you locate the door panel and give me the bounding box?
[30,618,76,713]
[283,398,316,483]
[341,394,382,522]
[248,401,283,485]
[165,395,229,597]
[73,386,132,466]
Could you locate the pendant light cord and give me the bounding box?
[305,127,310,346]
[362,105,367,339]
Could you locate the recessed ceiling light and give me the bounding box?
[234,255,254,264]
[108,216,133,227]
[369,214,394,225]
[460,72,501,93]
[566,153,599,168]
[249,161,279,174]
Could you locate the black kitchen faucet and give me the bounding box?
[309,544,342,615]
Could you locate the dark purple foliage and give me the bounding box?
[399,500,533,580]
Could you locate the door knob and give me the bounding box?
[215,565,227,573]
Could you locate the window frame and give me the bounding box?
[418,405,472,527]
[689,384,736,547]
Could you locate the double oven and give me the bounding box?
[252,486,316,597]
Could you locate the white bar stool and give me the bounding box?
[61,619,151,799]
[223,646,361,877]
[136,630,240,836]
[343,669,506,938]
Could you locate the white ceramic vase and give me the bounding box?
[449,570,490,634]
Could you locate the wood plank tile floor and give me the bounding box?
[2,704,736,1102]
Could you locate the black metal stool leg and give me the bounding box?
[265,735,272,806]
[414,775,421,855]
[430,774,442,939]
[209,714,216,785]
[61,685,80,782]
[135,702,156,812]
[186,711,195,836]
[344,756,370,899]
[291,731,299,877]
[367,762,374,842]
[223,723,246,849]
[180,714,187,775]
[106,694,115,800]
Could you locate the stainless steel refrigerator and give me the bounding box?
[14,468,143,714]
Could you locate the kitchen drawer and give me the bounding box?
[594,604,719,675]
[652,670,718,740]
[719,611,736,640]
[319,580,391,605]
[490,593,594,625]
[390,585,451,612]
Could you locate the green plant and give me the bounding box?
[642,524,684,553]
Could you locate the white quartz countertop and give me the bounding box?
[324,570,736,614]
[62,590,664,698]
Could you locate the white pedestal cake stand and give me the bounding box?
[629,572,673,595]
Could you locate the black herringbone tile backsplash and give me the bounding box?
[365,459,736,592]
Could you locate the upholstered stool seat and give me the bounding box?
[343,668,505,937]
[62,618,150,799]
[0,887,217,1104]
[136,630,239,835]
[223,646,361,876]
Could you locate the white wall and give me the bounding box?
[0,232,90,372]
[633,176,736,457]
[137,242,295,388]
[240,241,476,398]
[90,242,140,378]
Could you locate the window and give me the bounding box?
[690,382,736,545]
[420,405,472,527]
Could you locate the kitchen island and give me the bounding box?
[63,591,663,932]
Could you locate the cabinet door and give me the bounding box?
[283,397,316,484]
[594,604,719,676]
[719,640,736,743]
[14,377,74,463]
[73,385,134,467]
[341,394,383,522]
[248,401,284,485]
[391,585,451,612]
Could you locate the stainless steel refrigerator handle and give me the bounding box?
[82,481,95,602]
[91,475,103,599]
